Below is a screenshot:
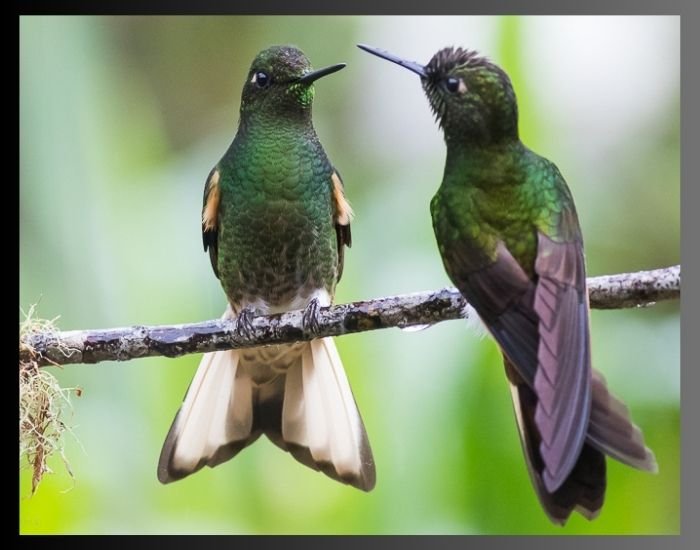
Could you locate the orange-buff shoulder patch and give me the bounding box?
[203,169,221,231]
[331,172,353,226]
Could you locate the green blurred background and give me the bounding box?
[19,16,680,534]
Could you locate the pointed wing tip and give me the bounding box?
[616,443,658,473]
[643,450,659,474]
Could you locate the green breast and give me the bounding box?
[430,144,557,282]
[215,125,338,308]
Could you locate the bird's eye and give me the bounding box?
[445,76,461,93]
[252,71,270,88]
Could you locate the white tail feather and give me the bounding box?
[300,344,329,460]
[282,337,373,488]
[281,357,307,443]
[158,349,253,482]
[313,338,362,473]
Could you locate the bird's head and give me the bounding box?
[240,45,345,121]
[358,44,519,145]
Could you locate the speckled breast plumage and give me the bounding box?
[215,125,339,383]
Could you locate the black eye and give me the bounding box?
[445,77,460,93]
[253,71,270,88]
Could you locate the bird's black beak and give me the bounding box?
[357,44,427,78]
[297,63,346,84]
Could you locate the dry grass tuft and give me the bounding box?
[20,305,81,495]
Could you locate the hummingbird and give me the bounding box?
[157,46,375,491]
[358,44,657,523]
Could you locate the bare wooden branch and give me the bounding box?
[586,264,680,308]
[20,265,680,368]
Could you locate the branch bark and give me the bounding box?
[20,265,680,368]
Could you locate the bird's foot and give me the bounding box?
[234,306,257,340]
[301,298,322,337]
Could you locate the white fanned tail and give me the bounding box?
[158,335,375,491]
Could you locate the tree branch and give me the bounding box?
[20,265,680,368]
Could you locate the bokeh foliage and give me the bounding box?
[19,16,679,534]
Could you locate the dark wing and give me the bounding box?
[202,167,221,278]
[330,169,353,282]
[531,226,591,491]
[457,201,591,493]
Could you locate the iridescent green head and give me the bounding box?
[239,45,345,121]
[358,44,518,145]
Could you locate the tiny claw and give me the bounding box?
[301,298,322,337]
[234,306,256,340]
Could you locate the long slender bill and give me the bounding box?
[357,44,427,77]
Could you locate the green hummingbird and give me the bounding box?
[158,46,375,491]
[358,44,657,523]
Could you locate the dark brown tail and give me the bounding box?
[505,358,656,524]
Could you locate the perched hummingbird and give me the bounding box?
[158,46,375,491]
[358,44,657,523]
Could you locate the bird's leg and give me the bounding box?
[234,305,257,340]
[301,297,322,337]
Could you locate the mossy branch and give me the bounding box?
[20,265,680,369]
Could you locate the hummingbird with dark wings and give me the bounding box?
[157,46,375,491]
[358,43,657,524]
